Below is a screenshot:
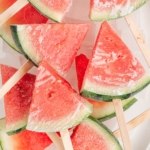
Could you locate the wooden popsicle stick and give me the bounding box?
[0,0,28,26]
[125,14,150,67]
[113,99,132,150]
[60,129,74,150]
[114,108,150,138]
[0,60,34,100]
[47,132,65,150]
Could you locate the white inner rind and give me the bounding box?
[91,97,136,119]
[17,25,42,65]
[81,73,150,96]
[0,119,16,149]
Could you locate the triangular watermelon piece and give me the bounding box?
[28,0,72,22]
[0,118,52,150]
[80,21,150,102]
[0,3,48,53]
[10,23,89,77]
[27,61,93,132]
[1,64,36,135]
[71,117,122,150]
[75,54,137,121]
[89,0,149,21]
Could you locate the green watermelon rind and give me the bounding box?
[6,125,26,136]
[81,73,150,102]
[28,0,71,22]
[89,0,149,21]
[96,97,137,122]
[79,117,122,149]
[0,118,15,150]
[10,25,38,66]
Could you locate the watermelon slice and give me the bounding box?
[80,22,150,102]
[75,54,137,121]
[71,117,122,150]
[0,3,48,53]
[10,23,89,77]
[0,118,52,150]
[89,0,149,21]
[0,0,16,14]
[1,64,36,135]
[28,0,72,22]
[26,61,93,132]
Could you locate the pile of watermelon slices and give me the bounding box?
[0,0,150,149]
[0,20,150,150]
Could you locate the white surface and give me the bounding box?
[0,0,150,149]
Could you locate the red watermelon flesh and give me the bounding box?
[0,3,48,53]
[1,64,36,135]
[89,0,149,21]
[71,117,122,150]
[10,24,89,77]
[27,61,93,132]
[0,118,52,150]
[28,0,72,22]
[81,21,150,101]
[0,0,16,14]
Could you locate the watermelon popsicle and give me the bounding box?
[89,0,150,68]
[75,53,137,121]
[80,22,150,150]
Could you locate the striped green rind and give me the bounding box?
[6,126,26,136]
[95,97,137,122]
[81,74,150,102]
[90,0,149,21]
[10,25,37,66]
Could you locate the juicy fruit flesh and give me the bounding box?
[13,24,89,77]
[86,22,145,87]
[1,65,35,131]
[40,0,72,12]
[27,61,92,132]
[71,117,122,150]
[72,122,109,149]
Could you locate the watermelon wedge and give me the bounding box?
[80,22,150,102]
[0,0,16,14]
[26,61,93,132]
[1,64,36,135]
[89,0,149,21]
[75,54,137,121]
[71,117,122,150]
[0,3,48,53]
[28,0,72,22]
[10,23,89,77]
[0,118,52,150]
